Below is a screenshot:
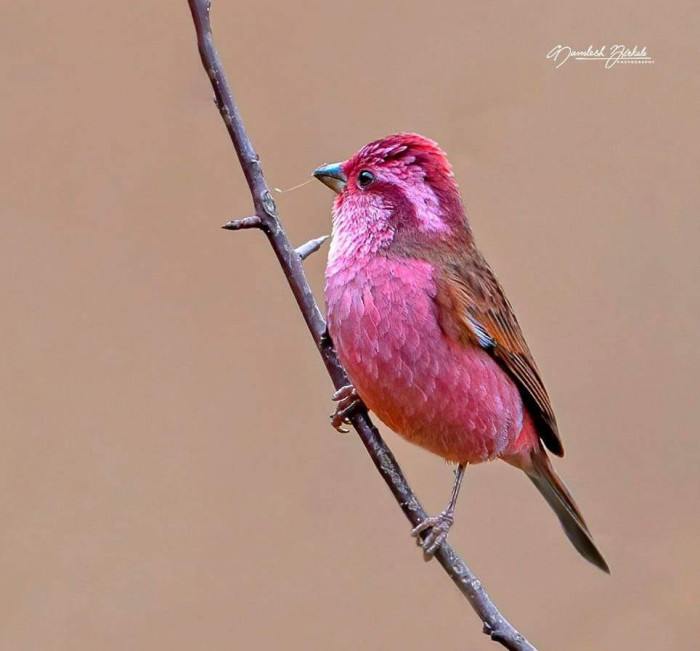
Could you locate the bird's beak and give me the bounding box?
[313,162,347,194]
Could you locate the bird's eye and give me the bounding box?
[357,170,375,188]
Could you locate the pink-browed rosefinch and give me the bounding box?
[314,133,609,572]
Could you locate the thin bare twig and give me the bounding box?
[222,215,262,230]
[186,2,537,649]
[295,235,329,261]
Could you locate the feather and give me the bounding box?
[435,251,564,457]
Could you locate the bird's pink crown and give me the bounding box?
[344,133,454,184]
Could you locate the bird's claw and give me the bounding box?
[411,510,454,558]
[330,384,362,433]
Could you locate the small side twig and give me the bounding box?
[296,235,329,261]
[186,2,537,649]
[222,215,262,230]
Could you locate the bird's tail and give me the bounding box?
[509,443,610,573]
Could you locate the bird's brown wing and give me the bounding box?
[434,253,564,456]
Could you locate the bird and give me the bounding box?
[313,133,609,572]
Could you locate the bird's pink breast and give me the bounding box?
[326,255,531,463]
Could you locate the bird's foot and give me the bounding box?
[330,384,362,433]
[411,510,454,558]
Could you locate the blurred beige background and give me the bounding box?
[1,1,698,649]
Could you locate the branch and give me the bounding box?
[222,215,262,230]
[295,235,329,261]
[186,2,537,649]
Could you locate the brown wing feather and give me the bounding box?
[435,252,564,456]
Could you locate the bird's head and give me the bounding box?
[314,133,470,261]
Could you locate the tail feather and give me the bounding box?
[518,444,610,573]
